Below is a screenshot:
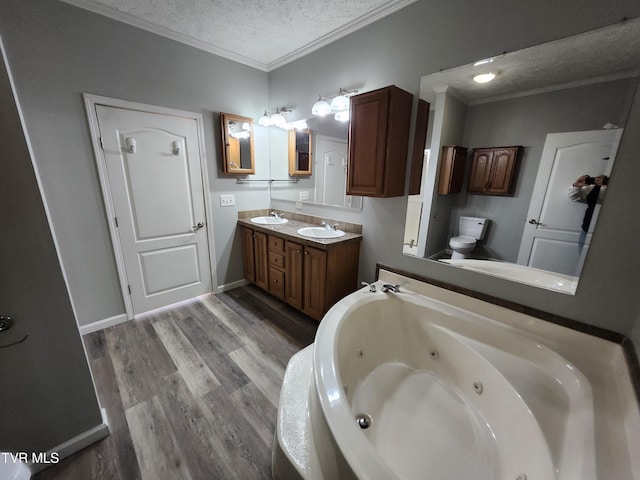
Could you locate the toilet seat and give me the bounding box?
[449,235,476,249]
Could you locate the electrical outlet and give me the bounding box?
[295,201,303,210]
[220,194,235,206]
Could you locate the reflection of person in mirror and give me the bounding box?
[568,174,608,250]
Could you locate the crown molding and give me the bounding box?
[60,0,270,71]
[61,0,417,72]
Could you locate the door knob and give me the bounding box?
[192,222,205,231]
[528,218,544,226]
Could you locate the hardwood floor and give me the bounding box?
[34,285,319,480]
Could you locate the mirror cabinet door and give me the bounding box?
[288,129,312,176]
[220,112,255,175]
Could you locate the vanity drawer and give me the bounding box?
[269,235,285,253]
[269,267,285,300]
[269,252,285,270]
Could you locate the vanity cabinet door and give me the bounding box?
[303,246,327,320]
[347,85,413,197]
[253,231,269,290]
[285,241,304,310]
[438,146,467,194]
[241,227,255,283]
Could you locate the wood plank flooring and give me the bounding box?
[34,284,318,480]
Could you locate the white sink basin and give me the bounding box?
[250,216,288,225]
[297,227,346,239]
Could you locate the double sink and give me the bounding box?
[249,216,346,239]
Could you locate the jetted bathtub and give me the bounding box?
[273,270,640,480]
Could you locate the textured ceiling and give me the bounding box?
[420,18,640,105]
[62,0,417,71]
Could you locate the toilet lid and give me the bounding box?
[449,235,476,248]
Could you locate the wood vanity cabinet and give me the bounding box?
[347,85,413,197]
[468,146,521,195]
[240,224,360,321]
[437,145,468,194]
[241,227,268,290]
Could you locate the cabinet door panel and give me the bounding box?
[468,150,492,192]
[254,231,269,290]
[303,246,327,320]
[488,149,516,194]
[285,241,303,310]
[241,227,255,282]
[347,89,389,195]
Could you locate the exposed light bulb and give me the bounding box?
[270,113,286,127]
[258,111,272,126]
[312,98,332,116]
[334,110,349,122]
[330,94,350,112]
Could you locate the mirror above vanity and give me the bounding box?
[269,115,363,209]
[404,19,640,295]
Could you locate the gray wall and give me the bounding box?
[0,0,271,326]
[448,78,636,262]
[269,0,640,351]
[0,42,102,454]
[3,0,640,352]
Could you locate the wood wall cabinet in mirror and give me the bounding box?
[288,129,312,176]
[467,146,520,195]
[408,99,431,195]
[438,145,467,194]
[220,112,255,175]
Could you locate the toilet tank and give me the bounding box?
[459,216,488,240]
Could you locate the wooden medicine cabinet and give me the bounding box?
[288,128,312,176]
[220,112,255,175]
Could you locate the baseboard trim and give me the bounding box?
[214,278,249,294]
[79,313,128,336]
[28,415,110,473]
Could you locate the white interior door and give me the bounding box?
[316,136,349,207]
[517,129,622,276]
[95,105,212,315]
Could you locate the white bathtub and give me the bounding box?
[440,258,578,294]
[273,271,640,480]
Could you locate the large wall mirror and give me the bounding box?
[269,115,363,209]
[220,112,255,175]
[404,19,640,295]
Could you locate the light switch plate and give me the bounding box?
[220,194,235,206]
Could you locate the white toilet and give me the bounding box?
[449,216,488,259]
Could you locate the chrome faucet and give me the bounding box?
[322,221,338,231]
[271,211,284,220]
[381,281,409,293]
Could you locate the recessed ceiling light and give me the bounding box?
[473,72,496,84]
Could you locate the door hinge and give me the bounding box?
[127,285,131,295]
[114,216,119,227]
[99,137,104,149]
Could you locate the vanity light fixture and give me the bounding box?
[258,107,293,127]
[473,72,497,84]
[312,88,359,117]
